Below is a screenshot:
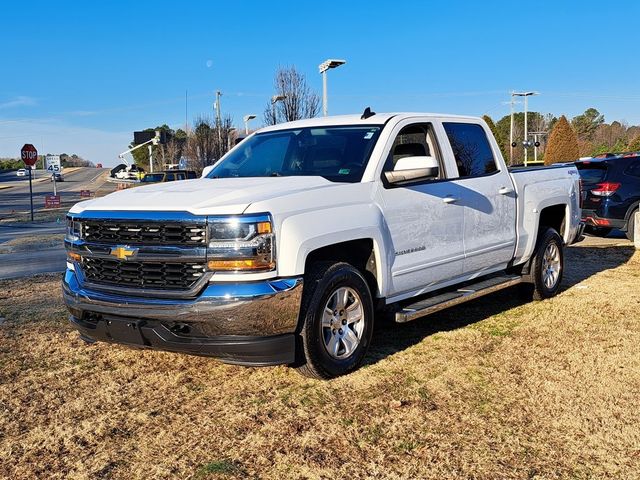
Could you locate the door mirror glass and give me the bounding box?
[385,156,439,184]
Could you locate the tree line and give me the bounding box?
[483,107,640,166]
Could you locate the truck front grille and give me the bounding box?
[81,257,206,291]
[82,220,206,246]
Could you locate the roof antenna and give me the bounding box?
[361,107,376,120]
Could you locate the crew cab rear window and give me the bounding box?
[443,122,497,177]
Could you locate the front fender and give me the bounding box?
[276,203,389,297]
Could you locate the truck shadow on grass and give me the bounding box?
[365,243,636,365]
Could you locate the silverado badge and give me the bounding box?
[110,246,137,260]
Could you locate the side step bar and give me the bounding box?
[395,274,523,323]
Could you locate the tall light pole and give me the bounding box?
[243,114,256,135]
[318,59,346,116]
[271,95,286,124]
[513,91,539,166]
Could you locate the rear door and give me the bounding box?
[441,121,517,275]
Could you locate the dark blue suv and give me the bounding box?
[576,153,640,240]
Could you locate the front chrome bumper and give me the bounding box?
[63,268,303,337]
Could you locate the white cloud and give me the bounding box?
[0,118,130,167]
[0,96,38,110]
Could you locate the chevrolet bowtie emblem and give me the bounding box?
[110,246,137,260]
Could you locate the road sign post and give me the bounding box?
[21,144,38,221]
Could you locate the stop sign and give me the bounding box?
[21,144,38,167]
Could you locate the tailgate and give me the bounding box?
[575,162,609,210]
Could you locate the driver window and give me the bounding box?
[383,123,443,179]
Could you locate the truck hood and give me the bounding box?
[71,176,337,215]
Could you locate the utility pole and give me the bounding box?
[215,91,222,143]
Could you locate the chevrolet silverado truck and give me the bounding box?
[63,112,583,379]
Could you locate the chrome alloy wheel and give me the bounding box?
[542,242,561,289]
[321,287,365,359]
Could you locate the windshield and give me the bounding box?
[141,173,164,182]
[207,126,382,183]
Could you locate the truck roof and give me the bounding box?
[258,112,482,132]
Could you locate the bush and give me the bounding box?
[544,116,580,165]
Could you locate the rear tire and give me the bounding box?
[296,262,374,379]
[626,209,637,242]
[523,227,564,301]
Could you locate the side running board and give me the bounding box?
[395,274,523,323]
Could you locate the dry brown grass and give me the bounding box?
[0,234,64,253]
[1,238,639,479]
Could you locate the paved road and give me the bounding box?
[0,222,66,279]
[0,167,113,218]
[0,246,66,279]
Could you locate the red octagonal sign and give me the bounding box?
[21,143,38,167]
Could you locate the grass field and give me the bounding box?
[0,237,639,479]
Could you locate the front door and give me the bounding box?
[378,122,465,298]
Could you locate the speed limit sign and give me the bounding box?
[45,154,61,173]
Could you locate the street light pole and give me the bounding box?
[243,114,256,135]
[509,92,515,165]
[318,59,346,116]
[513,91,539,166]
[271,95,286,124]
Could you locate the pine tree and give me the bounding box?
[544,116,580,165]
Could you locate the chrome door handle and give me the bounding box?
[498,186,514,195]
[442,196,459,204]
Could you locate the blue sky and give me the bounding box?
[2,0,639,165]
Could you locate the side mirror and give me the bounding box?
[201,165,215,178]
[384,156,440,184]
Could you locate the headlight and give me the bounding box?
[207,215,275,272]
[66,217,82,242]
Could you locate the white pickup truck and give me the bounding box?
[64,111,583,378]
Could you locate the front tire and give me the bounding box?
[296,262,374,379]
[523,227,564,301]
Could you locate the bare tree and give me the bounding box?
[263,66,320,125]
[185,116,217,170]
[184,115,236,172]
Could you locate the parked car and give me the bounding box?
[111,163,145,181]
[576,154,640,240]
[50,172,64,182]
[63,112,583,378]
[16,168,27,177]
[140,170,197,183]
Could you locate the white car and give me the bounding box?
[16,168,27,177]
[64,111,583,378]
